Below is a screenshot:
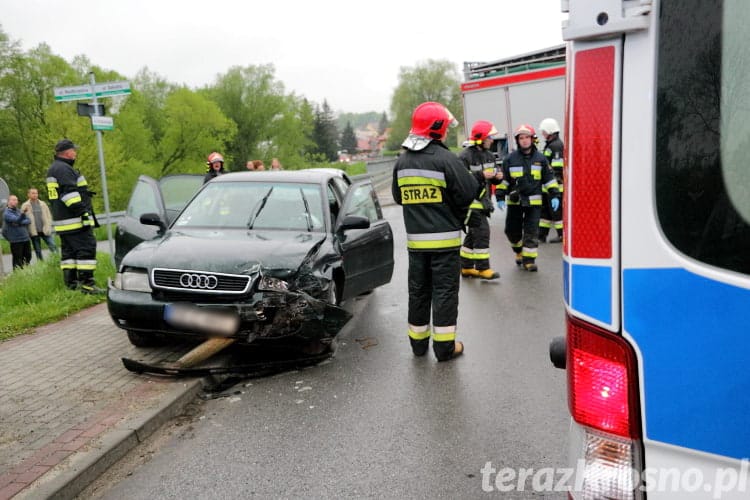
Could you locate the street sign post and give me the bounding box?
[53,75,130,265]
[53,81,131,102]
[91,116,114,131]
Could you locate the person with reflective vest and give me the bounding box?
[391,101,479,361]
[458,120,503,279]
[204,152,226,183]
[496,124,560,272]
[538,118,564,243]
[46,139,103,293]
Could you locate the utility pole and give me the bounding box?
[89,72,115,266]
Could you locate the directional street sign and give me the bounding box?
[91,116,114,131]
[53,81,131,102]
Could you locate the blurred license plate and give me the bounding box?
[164,304,239,336]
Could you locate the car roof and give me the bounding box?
[209,169,350,184]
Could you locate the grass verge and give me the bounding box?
[0,252,115,342]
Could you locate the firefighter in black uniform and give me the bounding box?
[392,102,479,361]
[538,118,564,243]
[458,120,503,280]
[46,139,102,293]
[496,124,560,272]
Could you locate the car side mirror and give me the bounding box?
[339,214,370,231]
[140,212,167,233]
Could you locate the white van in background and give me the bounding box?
[554,1,750,498]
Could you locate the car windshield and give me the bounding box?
[172,181,326,231]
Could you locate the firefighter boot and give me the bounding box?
[461,268,479,278]
[410,337,429,357]
[477,269,500,280]
[514,253,523,267]
[523,259,538,272]
[78,271,105,295]
[63,269,79,290]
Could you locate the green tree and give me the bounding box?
[0,39,81,191]
[387,59,463,150]
[340,121,357,153]
[157,88,236,176]
[312,100,339,162]
[206,64,314,170]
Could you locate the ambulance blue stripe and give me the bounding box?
[571,264,611,324]
[563,260,570,305]
[624,268,750,460]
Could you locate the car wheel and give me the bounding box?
[126,330,163,347]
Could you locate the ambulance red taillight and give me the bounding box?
[567,315,641,439]
[566,314,644,500]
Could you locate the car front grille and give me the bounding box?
[152,268,253,295]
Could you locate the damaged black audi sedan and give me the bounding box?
[107,169,394,351]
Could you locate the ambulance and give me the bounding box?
[554,0,750,498]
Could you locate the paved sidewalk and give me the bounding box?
[0,304,204,500]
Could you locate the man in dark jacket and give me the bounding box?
[392,102,479,361]
[458,120,504,280]
[496,124,560,272]
[3,194,32,269]
[46,139,102,293]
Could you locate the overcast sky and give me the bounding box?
[0,0,566,114]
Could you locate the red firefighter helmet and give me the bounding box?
[470,120,499,144]
[409,102,457,141]
[207,152,224,164]
[402,102,458,151]
[514,124,536,139]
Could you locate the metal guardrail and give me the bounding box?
[97,210,125,225]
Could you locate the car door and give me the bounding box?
[115,174,203,266]
[336,179,394,299]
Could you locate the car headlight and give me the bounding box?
[114,269,152,292]
[257,275,289,292]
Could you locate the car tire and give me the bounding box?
[126,330,164,347]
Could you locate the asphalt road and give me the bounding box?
[87,204,570,499]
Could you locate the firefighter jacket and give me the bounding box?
[497,146,560,207]
[392,141,479,252]
[458,146,501,216]
[46,157,96,234]
[542,133,564,192]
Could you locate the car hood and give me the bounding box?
[121,229,328,277]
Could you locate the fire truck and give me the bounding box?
[553,0,750,498]
[460,44,565,155]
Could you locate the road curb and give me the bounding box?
[16,378,205,500]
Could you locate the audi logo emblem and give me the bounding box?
[179,273,219,290]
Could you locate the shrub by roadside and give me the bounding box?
[0,252,114,342]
